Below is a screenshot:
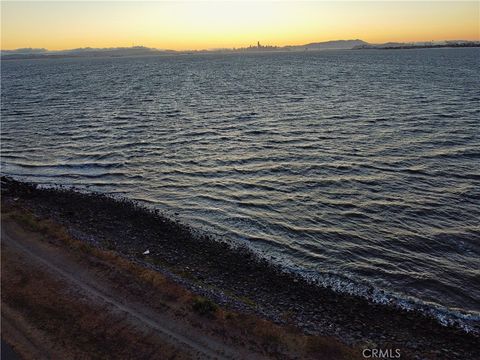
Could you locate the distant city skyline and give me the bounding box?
[1,1,479,51]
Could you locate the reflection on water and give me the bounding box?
[2,48,479,330]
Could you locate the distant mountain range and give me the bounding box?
[2,40,479,60]
[353,40,480,50]
[0,46,174,59]
[285,39,368,50]
[1,48,49,55]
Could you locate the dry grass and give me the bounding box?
[6,208,193,302]
[1,244,188,359]
[2,206,362,359]
[216,311,359,359]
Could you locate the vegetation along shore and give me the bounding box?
[1,177,478,359]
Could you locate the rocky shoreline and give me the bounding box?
[1,176,478,359]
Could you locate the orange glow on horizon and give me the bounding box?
[1,1,479,51]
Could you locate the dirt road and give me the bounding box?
[1,219,263,359]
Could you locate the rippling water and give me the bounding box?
[2,48,479,330]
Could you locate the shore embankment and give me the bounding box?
[1,177,478,359]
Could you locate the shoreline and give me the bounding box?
[1,176,478,359]
[2,43,479,61]
[3,199,348,359]
[8,179,478,333]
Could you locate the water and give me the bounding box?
[2,48,480,330]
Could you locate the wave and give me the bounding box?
[2,48,479,336]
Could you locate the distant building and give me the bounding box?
[237,41,279,52]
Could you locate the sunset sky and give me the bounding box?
[1,1,479,50]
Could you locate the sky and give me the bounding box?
[1,1,479,50]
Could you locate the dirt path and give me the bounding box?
[1,219,262,360]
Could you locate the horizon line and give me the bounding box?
[2,38,479,53]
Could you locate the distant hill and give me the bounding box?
[59,46,163,56]
[0,40,371,60]
[3,39,478,60]
[353,40,480,50]
[0,46,176,60]
[287,39,368,50]
[1,48,48,55]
